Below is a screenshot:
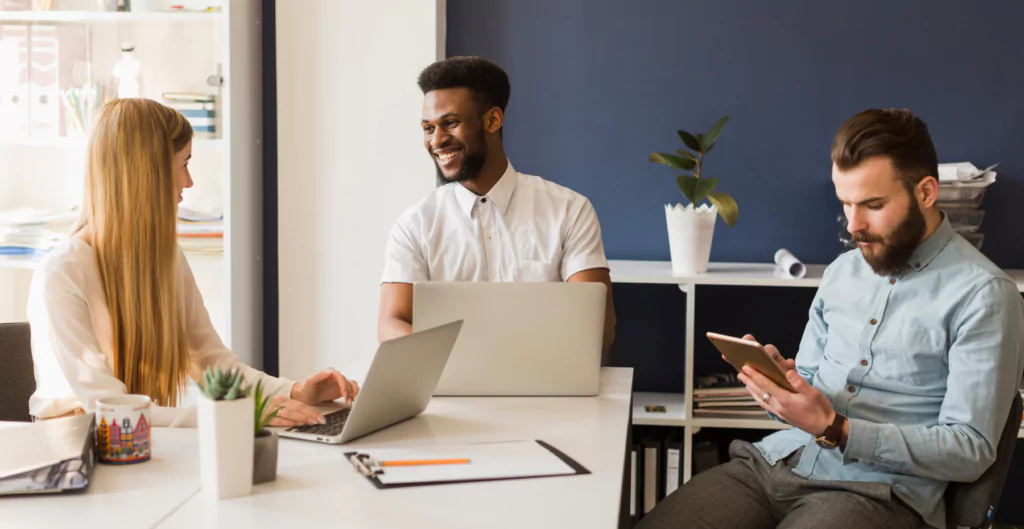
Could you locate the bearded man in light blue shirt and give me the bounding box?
[639,109,1024,529]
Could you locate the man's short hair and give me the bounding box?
[418,56,511,115]
[831,109,939,190]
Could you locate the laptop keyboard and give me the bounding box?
[287,408,351,436]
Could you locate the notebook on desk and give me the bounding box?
[0,414,96,496]
[345,440,589,489]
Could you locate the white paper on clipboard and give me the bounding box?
[356,440,581,486]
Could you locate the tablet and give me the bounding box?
[705,332,796,393]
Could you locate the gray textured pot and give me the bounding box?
[253,430,278,485]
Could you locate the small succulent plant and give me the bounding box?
[200,366,250,401]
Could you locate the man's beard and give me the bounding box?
[852,200,926,276]
[435,129,488,185]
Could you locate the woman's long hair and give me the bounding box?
[77,98,194,406]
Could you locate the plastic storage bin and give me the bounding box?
[944,208,985,233]
[961,232,984,250]
[937,184,988,208]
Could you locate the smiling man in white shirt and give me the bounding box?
[378,56,616,362]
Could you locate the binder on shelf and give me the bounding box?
[344,440,588,489]
[693,440,721,476]
[664,429,683,496]
[629,442,639,525]
[641,430,664,514]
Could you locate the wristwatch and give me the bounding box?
[815,412,847,449]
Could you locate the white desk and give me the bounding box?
[3,368,633,529]
[1,427,202,529]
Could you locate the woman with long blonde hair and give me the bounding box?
[28,98,357,427]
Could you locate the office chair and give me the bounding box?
[0,322,35,422]
[945,391,1023,529]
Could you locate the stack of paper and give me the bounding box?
[692,386,764,418]
[177,206,223,254]
[0,208,77,257]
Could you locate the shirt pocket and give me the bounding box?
[517,260,560,282]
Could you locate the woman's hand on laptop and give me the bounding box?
[291,367,360,406]
[266,396,327,426]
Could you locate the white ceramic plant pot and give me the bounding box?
[198,397,254,500]
[665,203,717,275]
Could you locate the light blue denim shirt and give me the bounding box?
[755,215,1024,528]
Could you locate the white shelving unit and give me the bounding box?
[0,10,222,23]
[611,259,1024,482]
[632,392,687,427]
[0,3,263,366]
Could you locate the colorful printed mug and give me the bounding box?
[96,395,153,464]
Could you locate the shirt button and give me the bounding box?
[860,359,868,366]
[869,319,877,325]
[913,262,920,269]
[487,236,492,241]
[889,278,896,285]
[480,198,487,203]
[847,385,855,393]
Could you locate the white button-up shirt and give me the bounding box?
[382,160,608,283]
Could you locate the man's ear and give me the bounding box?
[484,107,504,134]
[917,175,939,208]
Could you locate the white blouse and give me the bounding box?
[27,237,293,427]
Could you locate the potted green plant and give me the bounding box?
[252,380,282,485]
[649,116,738,275]
[197,367,254,499]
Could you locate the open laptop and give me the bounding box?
[278,320,462,444]
[412,282,606,396]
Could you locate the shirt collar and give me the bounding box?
[453,160,518,218]
[907,211,954,272]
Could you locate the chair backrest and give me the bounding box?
[946,391,1023,529]
[0,322,35,422]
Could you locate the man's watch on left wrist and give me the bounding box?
[815,412,847,450]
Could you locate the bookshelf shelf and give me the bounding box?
[633,392,686,427]
[0,255,40,270]
[0,251,222,271]
[0,137,223,148]
[612,259,1024,483]
[0,11,223,23]
[692,417,791,430]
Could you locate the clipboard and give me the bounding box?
[345,440,590,489]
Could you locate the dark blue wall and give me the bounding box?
[448,0,1024,268]
[448,2,1024,522]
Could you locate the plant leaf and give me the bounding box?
[675,149,697,161]
[700,116,729,153]
[693,177,718,205]
[649,152,696,171]
[707,191,739,227]
[676,130,702,153]
[676,175,698,204]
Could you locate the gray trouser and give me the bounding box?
[636,440,922,529]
